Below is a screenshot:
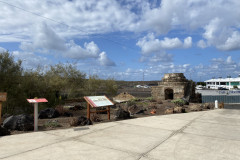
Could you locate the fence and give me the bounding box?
[202,95,240,104]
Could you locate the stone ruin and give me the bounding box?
[151,73,195,101]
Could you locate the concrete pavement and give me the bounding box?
[1,109,240,160]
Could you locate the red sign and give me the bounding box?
[27,98,48,103]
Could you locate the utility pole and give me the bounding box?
[142,71,145,91]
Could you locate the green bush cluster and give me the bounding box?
[171,99,185,106]
[0,51,118,115]
[44,120,62,128]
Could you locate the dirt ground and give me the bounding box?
[9,99,212,135]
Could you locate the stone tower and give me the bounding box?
[151,73,195,100]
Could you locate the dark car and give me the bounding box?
[218,87,228,90]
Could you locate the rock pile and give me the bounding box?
[113,92,135,103]
[69,116,92,126]
[114,108,130,120]
[39,108,60,119]
[0,126,10,136]
[3,114,34,131]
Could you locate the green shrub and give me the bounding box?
[145,97,155,102]
[171,99,185,106]
[43,120,62,128]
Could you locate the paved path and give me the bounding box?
[1,109,240,160]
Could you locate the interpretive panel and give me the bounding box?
[84,96,114,107]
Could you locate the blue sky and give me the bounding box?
[1,0,240,81]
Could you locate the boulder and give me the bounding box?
[164,108,173,114]
[3,114,33,131]
[173,107,185,113]
[148,103,157,110]
[114,108,130,120]
[69,116,92,126]
[2,115,18,130]
[118,103,129,112]
[128,105,146,115]
[219,102,224,109]
[187,104,202,112]
[63,112,73,117]
[16,114,34,131]
[202,103,214,110]
[69,105,85,111]
[39,108,60,119]
[0,126,10,136]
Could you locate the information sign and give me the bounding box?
[84,95,114,120]
[84,96,114,107]
[27,98,48,131]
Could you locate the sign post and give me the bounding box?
[84,96,114,120]
[0,92,7,123]
[27,98,48,131]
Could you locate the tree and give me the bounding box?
[86,75,102,96]
[0,51,24,114]
[104,78,118,96]
[44,63,86,100]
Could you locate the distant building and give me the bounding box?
[205,75,240,89]
[151,73,195,100]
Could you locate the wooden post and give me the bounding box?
[0,102,2,123]
[87,103,90,119]
[0,92,7,123]
[107,106,110,120]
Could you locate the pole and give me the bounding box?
[34,103,38,131]
[0,102,2,123]
[87,103,90,120]
[215,100,218,109]
[107,106,110,120]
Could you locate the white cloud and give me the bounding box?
[1,0,240,52]
[137,33,192,55]
[98,52,116,66]
[197,40,207,49]
[18,23,115,65]
[183,37,192,48]
[226,56,233,64]
[20,23,66,52]
[65,41,99,59]
[217,31,240,51]
[140,51,173,64]
[12,51,51,70]
[0,47,7,53]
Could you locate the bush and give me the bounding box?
[44,120,61,128]
[233,85,238,89]
[145,97,156,102]
[171,99,185,106]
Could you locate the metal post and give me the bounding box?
[34,103,38,131]
[215,100,218,109]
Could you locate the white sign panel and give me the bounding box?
[84,96,114,107]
